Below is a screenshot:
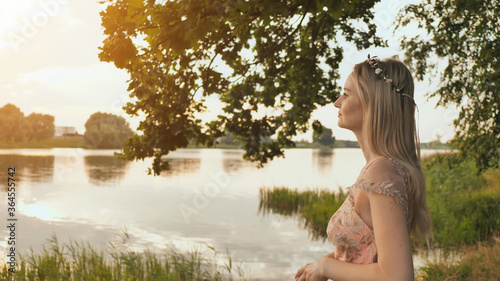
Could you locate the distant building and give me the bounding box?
[54,126,82,139]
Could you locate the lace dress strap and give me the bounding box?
[352,157,410,224]
[355,178,405,205]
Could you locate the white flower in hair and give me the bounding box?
[366,54,415,108]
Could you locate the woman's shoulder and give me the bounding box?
[355,157,408,205]
[361,157,405,181]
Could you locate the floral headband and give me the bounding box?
[366,54,416,107]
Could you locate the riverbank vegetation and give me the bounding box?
[0,138,84,149]
[0,104,55,143]
[416,242,500,281]
[418,153,500,249]
[2,138,447,151]
[0,232,245,281]
[259,187,347,240]
[259,152,500,280]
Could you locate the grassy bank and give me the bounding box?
[259,187,347,241]
[419,153,500,249]
[0,138,84,149]
[417,242,500,280]
[259,152,500,280]
[259,153,500,248]
[0,233,245,281]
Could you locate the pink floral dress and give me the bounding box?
[326,157,410,264]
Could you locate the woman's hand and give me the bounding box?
[295,255,332,281]
[295,263,309,280]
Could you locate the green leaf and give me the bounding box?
[99,0,386,175]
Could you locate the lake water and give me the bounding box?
[0,148,445,280]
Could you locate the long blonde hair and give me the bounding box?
[352,57,433,240]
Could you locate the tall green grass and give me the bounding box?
[259,187,347,241]
[416,242,500,281]
[419,153,500,249]
[0,138,84,149]
[0,232,246,281]
[259,153,500,249]
[259,153,500,279]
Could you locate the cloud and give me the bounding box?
[0,1,135,133]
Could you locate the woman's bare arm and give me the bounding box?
[296,161,414,281]
[319,192,413,281]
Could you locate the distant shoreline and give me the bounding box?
[0,138,85,149]
[0,138,450,150]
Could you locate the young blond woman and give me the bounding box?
[295,56,433,281]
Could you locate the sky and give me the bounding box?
[0,0,459,143]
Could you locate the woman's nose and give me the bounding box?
[333,98,341,109]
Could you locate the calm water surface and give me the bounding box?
[0,148,444,280]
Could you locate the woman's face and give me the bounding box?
[333,73,363,133]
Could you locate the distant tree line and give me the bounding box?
[83,112,134,149]
[0,103,55,142]
[217,125,336,148]
[313,126,335,147]
[0,104,134,150]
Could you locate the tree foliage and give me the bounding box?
[99,0,386,175]
[0,104,29,142]
[83,112,134,149]
[0,104,54,142]
[397,0,500,172]
[312,126,335,146]
[27,113,55,141]
[217,130,242,146]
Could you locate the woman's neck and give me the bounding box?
[354,130,383,165]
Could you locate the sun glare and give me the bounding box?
[0,2,36,37]
[23,202,63,222]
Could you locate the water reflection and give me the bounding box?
[0,154,54,188]
[0,148,452,280]
[84,155,129,186]
[312,149,334,172]
[258,195,300,217]
[258,189,330,242]
[259,201,329,242]
[159,158,201,177]
[221,150,248,174]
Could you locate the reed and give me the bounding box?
[259,186,347,241]
[418,153,500,249]
[0,231,246,281]
[416,242,500,281]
